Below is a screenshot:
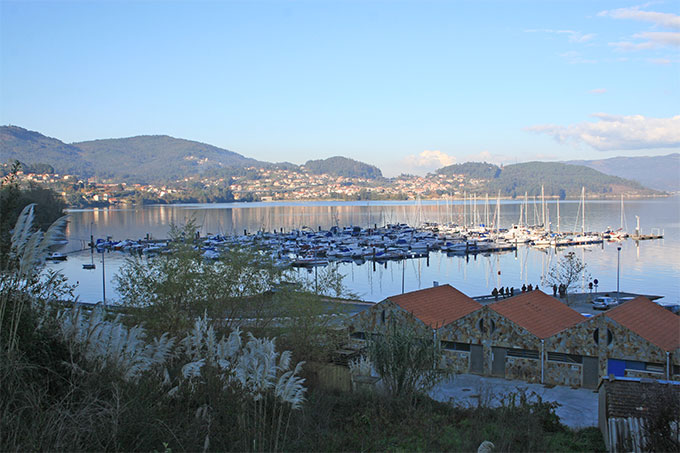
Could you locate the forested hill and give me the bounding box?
[303,156,383,179]
[73,135,264,183]
[566,154,680,192]
[0,125,94,176]
[436,162,501,179]
[0,126,267,183]
[436,161,660,197]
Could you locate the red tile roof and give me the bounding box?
[388,284,482,329]
[489,290,586,339]
[606,297,680,351]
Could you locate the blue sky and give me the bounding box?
[1,1,678,176]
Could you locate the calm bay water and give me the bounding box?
[48,196,680,305]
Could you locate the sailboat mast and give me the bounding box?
[541,185,545,227]
[518,202,523,227]
[496,191,501,234]
[463,191,467,227]
[524,192,528,226]
[485,193,489,227]
[473,193,477,226]
[557,197,560,233]
[582,187,586,233]
[620,194,624,230]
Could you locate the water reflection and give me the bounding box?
[51,197,680,304]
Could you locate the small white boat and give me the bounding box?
[46,252,67,261]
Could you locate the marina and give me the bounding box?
[47,195,679,305]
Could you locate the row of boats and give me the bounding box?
[80,220,649,268]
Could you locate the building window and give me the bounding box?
[547,352,583,364]
[593,329,599,345]
[623,361,664,374]
[489,319,496,334]
[441,341,471,352]
[381,310,386,325]
[350,331,366,340]
[645,363,665,374]
[607,329,613,346]
[506,348,539,360]
[478,318,486,333]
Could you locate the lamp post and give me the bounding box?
[101,249,106,305]
[616,246,621,304]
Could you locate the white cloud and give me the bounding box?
[611,31,680,50]
[526,114,680,151]
[559,51,597,64]
[598,6,680,30]
[403,150,456,172]
[636,31,680,46]
[589,88,607,94]
[600,6,680,50]
[525,29,595,43]
[648,57,673,65]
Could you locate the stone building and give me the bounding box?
[596,296,680,381]
[347,284,481,346]
[347,286,680,389]
[437,290,587,384]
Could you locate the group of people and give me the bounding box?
[491,283,538,300]
[552,283,568,298]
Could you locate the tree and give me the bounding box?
[1,163,66,270]
[115,220,289,335]
[115,220,350,349]
[542,252,590,304]
[640,383,680,451]
[367,323,451,402]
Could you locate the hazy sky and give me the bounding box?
[1,1,678,176]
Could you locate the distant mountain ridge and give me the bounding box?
[1,126,385,183]
[436,161,659,197]
[565,154,679,192]
[303,156,383,179]
[0,125,667,196]
[73,135,264,182]
[0,125,94,176]
[0,126,268,183]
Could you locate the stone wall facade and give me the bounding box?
[346,299,678,388]
[346,299,433,349]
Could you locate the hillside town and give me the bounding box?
[1,163,489,207]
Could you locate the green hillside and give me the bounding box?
[465,161,659,198]
[436,162,501,179]
[304,156,383,179]
[73,135,264,183]
[567,154,680,192]
[0,125,94,176]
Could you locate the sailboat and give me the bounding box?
[606,195,629,240]
[571,187,602,245]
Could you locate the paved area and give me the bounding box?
[430,374,598,429]
[474,290,662,316]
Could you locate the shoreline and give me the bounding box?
[64,193,677,211]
